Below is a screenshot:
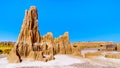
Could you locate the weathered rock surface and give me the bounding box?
[8,6,72,63]
[8,46,22,63]
[53,32,72,54]
[36,51,44,61]
[28,51,35,60]
[8,6,42,63]
[18,6,41,43]
[117,44,120,51]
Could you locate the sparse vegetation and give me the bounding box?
[0,45,13,54]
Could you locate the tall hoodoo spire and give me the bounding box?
[18,6,41,44]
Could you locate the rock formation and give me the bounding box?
[117,44,120,51]
[53,32,72,54]
[8,6,41,63]
[8,6,72,63]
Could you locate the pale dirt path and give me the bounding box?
[0,55,119,68]
[86,57,120,68]
[0,54,7,58]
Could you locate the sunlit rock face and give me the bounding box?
[8,6,72,63]
[18,6,41,44]
[8,6,41,63]
[53,32,72,54]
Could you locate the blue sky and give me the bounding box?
[0,0,120,42]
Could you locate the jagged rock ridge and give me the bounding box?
[8,6,73,63]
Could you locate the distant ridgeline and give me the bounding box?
[6,6,120,63]
[0,42,15,46]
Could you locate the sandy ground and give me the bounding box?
[0,55,85,68]
[0,54,120,68]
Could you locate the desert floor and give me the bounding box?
[0,54,120,68]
